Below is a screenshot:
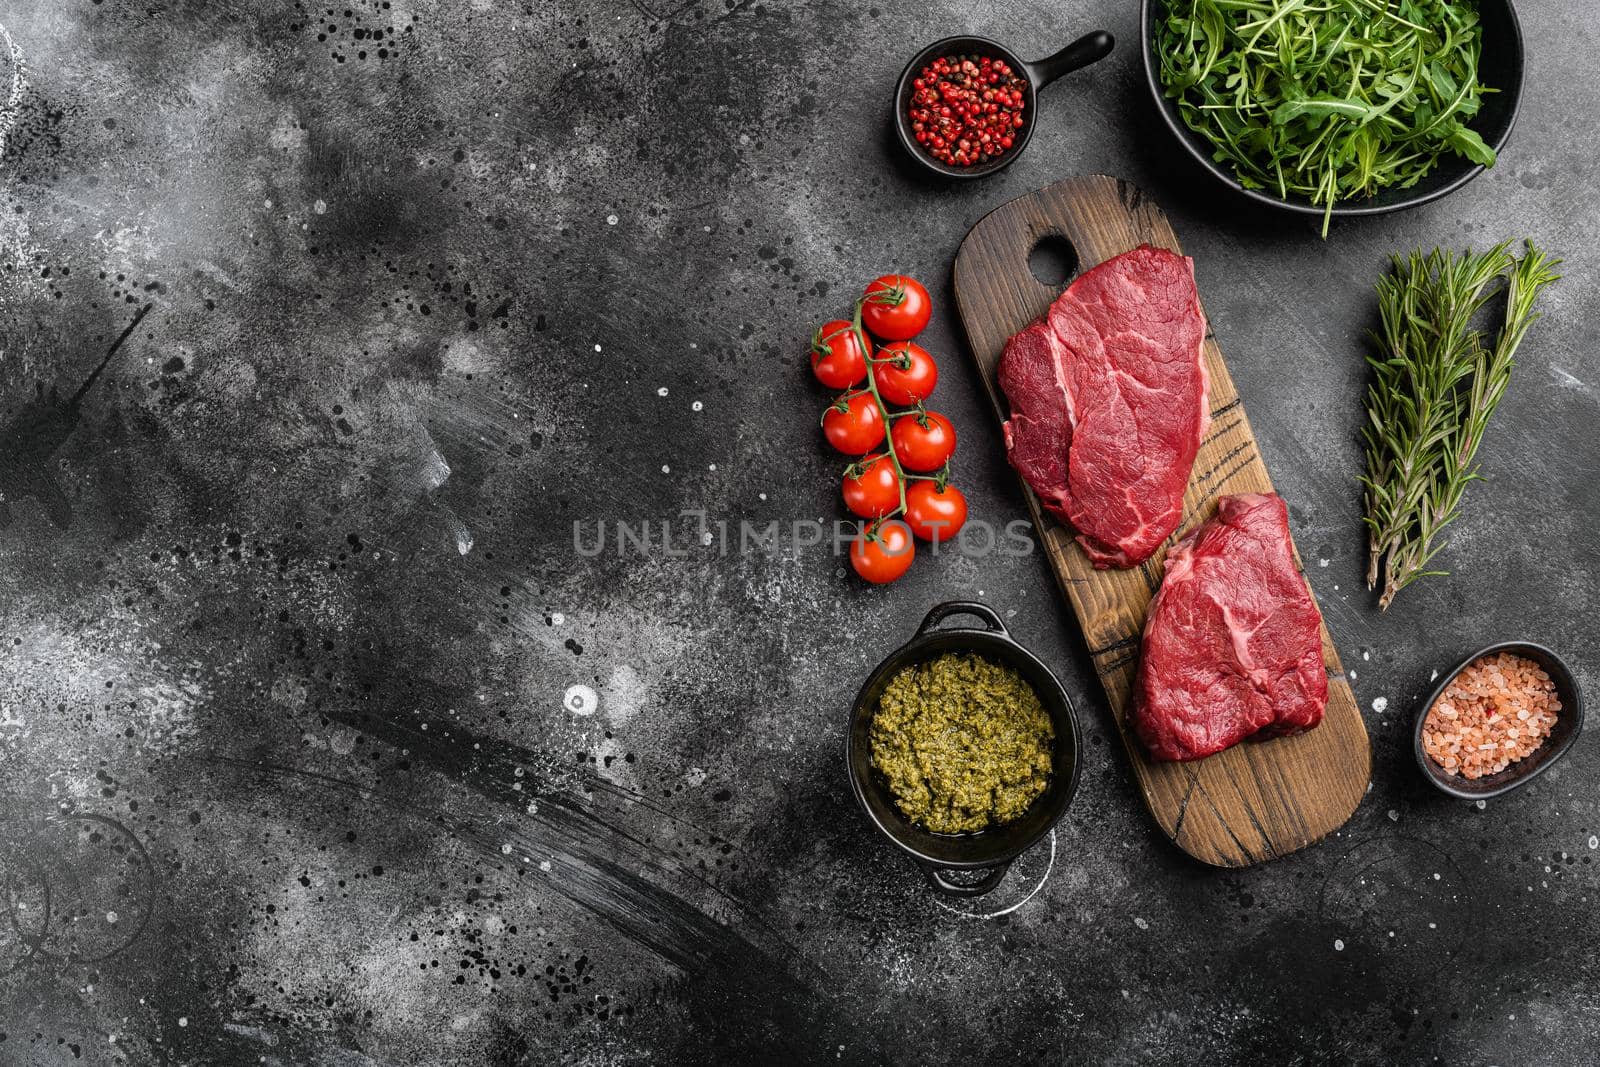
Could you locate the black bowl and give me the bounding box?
[894,30,1114,180]
[1413,641,1584,800]
[1140,0,1524,221]
[846,602,1081,896]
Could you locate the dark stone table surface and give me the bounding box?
[0,1,1595,1063]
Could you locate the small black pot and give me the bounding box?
[893,31,1115,180]
[1413,641,1584,801]
[1140,0,1524,222]
[846,602,1081,897]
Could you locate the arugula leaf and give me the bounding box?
[1155,0,1498,236]
[1446,123,1496,167]
[1272,96,1379,125]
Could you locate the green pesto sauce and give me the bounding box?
[869,652,1053,835]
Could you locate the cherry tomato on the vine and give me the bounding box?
[842,455,902,519]
[861,275,931,341]
[891,410,956,471]
[872,342,938,406]
[850,519,915,584]
[809,319,868,389]
[822,392,885,454]
[904,481,968,542]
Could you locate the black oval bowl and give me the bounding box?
[893,31,1114,181]
[1140,0,1524,221]
[846,602,1081,897]
[1413,641,1583,800]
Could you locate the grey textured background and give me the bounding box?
[0,1,1595,1063]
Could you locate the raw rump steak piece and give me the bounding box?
[1133,493,1328,762]
[997,244,1209,568]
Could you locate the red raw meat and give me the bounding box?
[998,244,1209,568]
[1133,493,1328,762]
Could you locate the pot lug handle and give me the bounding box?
[916,601,1008,636]
[920,860,1012,897]
[1023,30,1115,92]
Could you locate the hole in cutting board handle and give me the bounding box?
[1027,234,1078,290]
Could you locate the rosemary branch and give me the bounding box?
[1360,241,1561,609]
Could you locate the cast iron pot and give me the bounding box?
[1413,641,1584,801]
[894,30,1115,180]
[846,602,1081,896]
[1140,0,1524,222]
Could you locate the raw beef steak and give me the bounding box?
[1133,493,1328,762]
[997,244,1209,568]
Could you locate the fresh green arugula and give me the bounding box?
[1155,0,1497,235]
[1361,242,1560,609]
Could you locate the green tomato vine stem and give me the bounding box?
[851,299,908,528]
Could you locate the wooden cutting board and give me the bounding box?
[953,174,1371,867]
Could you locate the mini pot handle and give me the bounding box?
[1024,30,1115,92]
[921,860,1012,898]
[916,601,1008,637]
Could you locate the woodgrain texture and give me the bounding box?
[953,174,1371,867]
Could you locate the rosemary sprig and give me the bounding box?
[1361,242,1561,609]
